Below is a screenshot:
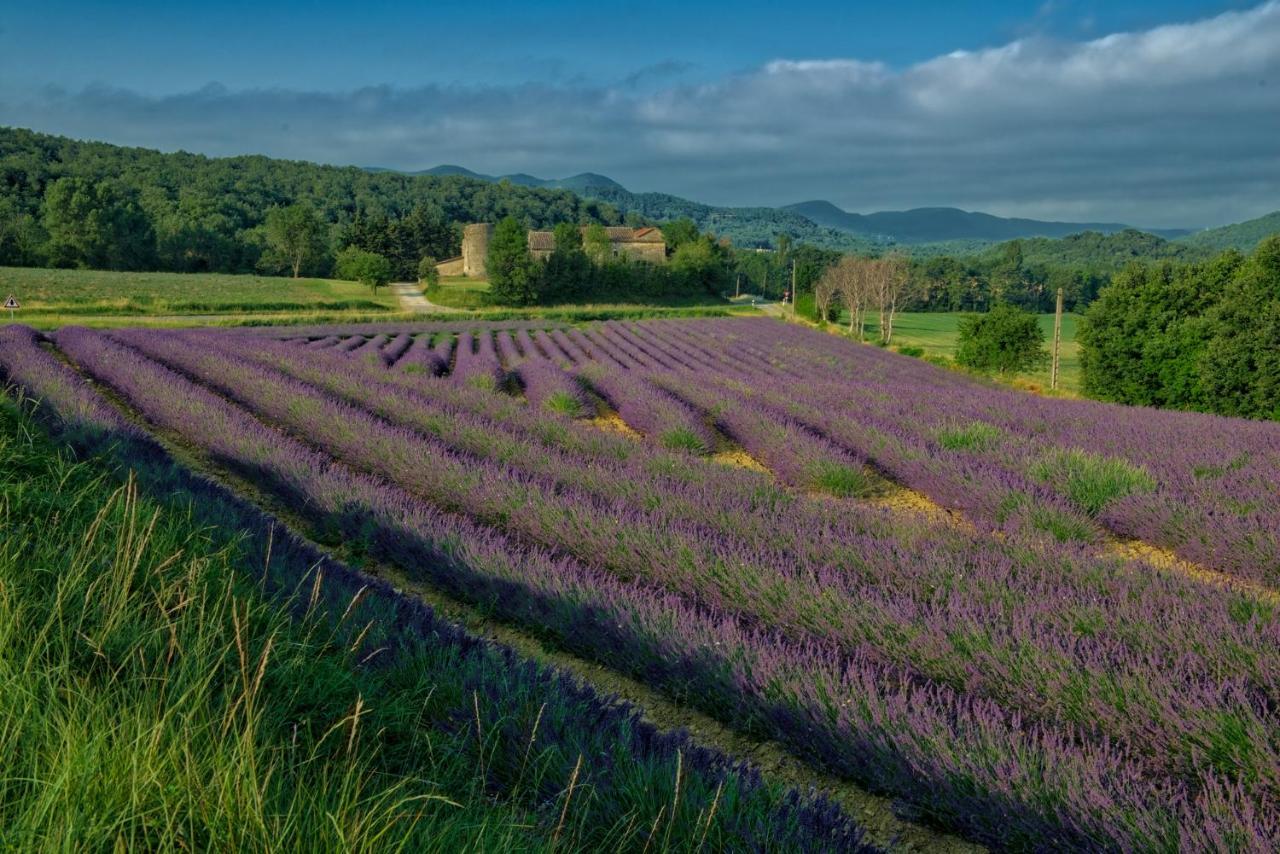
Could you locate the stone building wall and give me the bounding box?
[618,242,667,264]
[462,223,494,278]
[444,222,667,279]
[435,256,465,277]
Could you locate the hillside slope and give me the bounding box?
[1176,210,1280,253]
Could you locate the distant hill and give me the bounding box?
[398,166,626,194]
[783,200,1189,244]
[980,229,1206,271]
[1175,211,1280,253]
[396,167,877,251]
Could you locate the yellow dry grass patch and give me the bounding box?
[712,447,770,473]
[1106,538,1280,605]
[588,409,643,439]
[869,485,970,528]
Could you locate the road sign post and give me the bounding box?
[3,294,18,322]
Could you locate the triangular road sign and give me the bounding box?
[3,295,18,310]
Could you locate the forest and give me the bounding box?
[0,127,624,277]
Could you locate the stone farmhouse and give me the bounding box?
[436,224,666,278]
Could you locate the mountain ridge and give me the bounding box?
[783,199,1191,242]
[394,163,1192,245]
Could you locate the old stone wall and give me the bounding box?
[462,223,494,278]
[619,243,667,265]
[434,256,465,276]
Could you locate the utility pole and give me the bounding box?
[790,260,797,314]
[1051,287,1064,391]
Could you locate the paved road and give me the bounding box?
[391,281,462,314]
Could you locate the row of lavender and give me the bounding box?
[32,324,1280,849]
[653,318,1280,584]
[0,323,881,852]
[339,317,1279,586]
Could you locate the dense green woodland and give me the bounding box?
[0,127,624,277]
[1079,237,1280,419]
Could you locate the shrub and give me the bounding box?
[418,256,440,288]
[955,304,1047,375]
[897,345,925,358]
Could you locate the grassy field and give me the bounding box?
[0,266,400,321]
[0,398,538,848]
[836,310,1083,394]
[427,275,493,309]
[428,276,735,312]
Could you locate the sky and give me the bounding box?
[1,0,1277,228]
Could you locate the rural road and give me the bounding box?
[390,281,462,313]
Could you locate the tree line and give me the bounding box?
[0,127,623,276]
[1079,237,1280,420]
[728,229,1212,318]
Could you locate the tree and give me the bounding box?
[543,222,590,303]
[418,256,440,288]
[873,254,910,345]
[487,216,539,306]
[955,303,1049,374]
[669,235,731,295]
[1197,236,1280,418]
[661,218,700,253]
[335,246,392,293]
[264,203,327,278]
[583,223,612,264]
[817,255,873,340]
[813,275,837,324]
[42,177,155,270]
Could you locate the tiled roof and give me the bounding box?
[527,231,556,250]
[521,226,666,249]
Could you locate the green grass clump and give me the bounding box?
[1030,448,1156,516]
[936,421,1004,451]
[543,390,585,418]
[806,460,882,498]
[660,426,710,454]
[1026,504,1098,543]
[996,490,1095,543]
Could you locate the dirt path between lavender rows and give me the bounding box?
[391,281,463,313]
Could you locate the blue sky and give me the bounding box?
[1,1,1277,226]
[1,1,1250,91]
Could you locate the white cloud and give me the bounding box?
[2,2,1278,227]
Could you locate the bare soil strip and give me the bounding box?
[1105,537,1280,605]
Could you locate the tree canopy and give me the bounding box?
[334,246,393,293]
[1079,238,1280,419]
[955,303,1048,375]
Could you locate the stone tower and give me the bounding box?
[462,223,494,278]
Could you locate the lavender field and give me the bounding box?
[4,316,1279,851]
